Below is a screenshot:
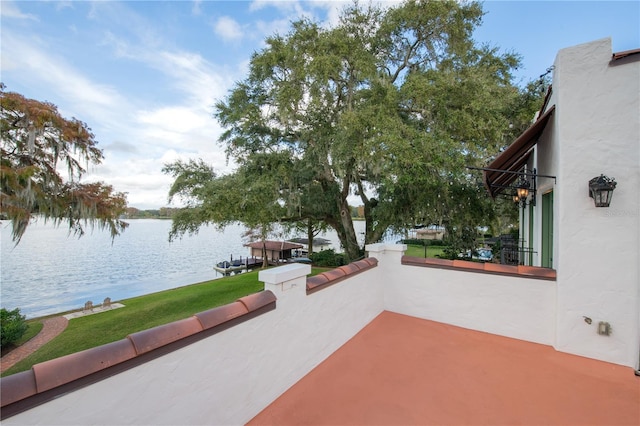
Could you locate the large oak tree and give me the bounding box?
[1,85,128,243]
[165,0,542,260]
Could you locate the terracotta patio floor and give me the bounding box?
[248,311,640,426]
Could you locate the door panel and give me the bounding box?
[541,191,553,268]
[528,204,534,265]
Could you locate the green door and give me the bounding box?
[528,204,534,266]
[541,191,553,268]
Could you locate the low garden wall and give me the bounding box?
[2,260,382,425]
[3,245,558,424]
[367,243,556,346]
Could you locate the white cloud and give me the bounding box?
[137,106,208,134]
[2,26,231,209]
[214,16,244,42]
[249,0,342,28]
[192,0,203,16]
[1,1,278,208]
[88,2,164,50]
[249,0,304,14]
[1,30,127,128]
[0,1,38,20]
[55,2,74,12]
[254,17,295,39]
[88,17,237,208]
[104,141,139,154]
[87,144,235,210]
[156,50,231,105]
[100,30,232,106]
[101,31,135,59]
[249,0,404,30]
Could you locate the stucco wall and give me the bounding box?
[552,38,640,367]
[4,264,384,425]
[4,248,560,425]
[368,244,556,345]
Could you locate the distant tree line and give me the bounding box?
[123,207,179,219]
[123,206,365,220]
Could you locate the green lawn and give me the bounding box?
[3,267,328,376]
[403,244,446,258]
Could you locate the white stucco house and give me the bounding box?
[1,38,638,425]
[484,37,639,367]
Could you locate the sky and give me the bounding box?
[2,1,638,210]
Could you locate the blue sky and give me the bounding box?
[2,1,638,209]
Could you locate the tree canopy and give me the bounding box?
[165,0,543,261]
[0,85,128,243]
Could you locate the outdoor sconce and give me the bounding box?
[517,181,530,200]
[588,175,617,207]
[513,178,531,206]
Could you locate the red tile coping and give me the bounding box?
[128,317,203,355]
[195,301,248,330]
[33,339,138,393]
[238,290,278,312]
[401,256,556,281]
[306,257,379,294]
[0,290,277,419]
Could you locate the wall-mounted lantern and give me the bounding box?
[517,179,530,200]
[512,177,531,206]
[588,175,617,207]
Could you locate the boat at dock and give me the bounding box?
[213,257,261,275]
[213,260,243,275]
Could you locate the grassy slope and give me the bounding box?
[3,267,327,376]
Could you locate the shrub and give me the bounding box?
[310,249,347,267]
[1,307,28,348]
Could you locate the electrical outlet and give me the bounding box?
[597,321,611,336]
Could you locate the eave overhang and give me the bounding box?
[483,105,555,198]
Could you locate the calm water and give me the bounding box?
[1,219,368,318]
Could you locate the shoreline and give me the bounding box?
[21,273,241,322]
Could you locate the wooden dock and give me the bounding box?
[214,256,262,275]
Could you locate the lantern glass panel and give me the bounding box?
[588,175,616,207]
[517,187,529,199]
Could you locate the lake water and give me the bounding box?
[0,219,368,318]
